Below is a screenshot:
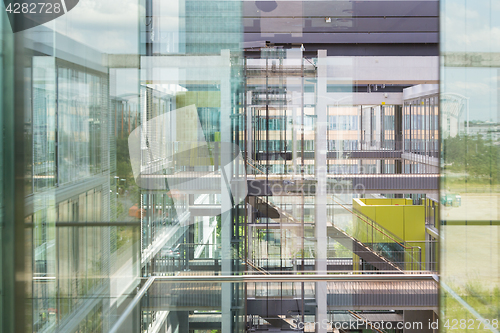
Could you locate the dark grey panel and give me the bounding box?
[349,1,438,17]
[245,43,439,57]
[244,32,438,44]
[244,1,438,16]
[319,43,439,56]
[254,150,403,160]
[245,17,438,33]
[247,174,438,196]
[348,175,438,191]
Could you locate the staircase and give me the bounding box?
[328,225,402,272]
[246,158,267,175]
[348,310,389,333]
[250,196,403,272]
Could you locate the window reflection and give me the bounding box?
[0,0,453,332]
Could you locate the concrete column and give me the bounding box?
[247,90,253,161]
[395,105,403,173]
[292,104,298,175]
[177,311,189,333]
[167,311,188,333]
[220,49,233,333]
[188,195,195,263]
[202,216,209,258]
[247,201,253,261]
[286,47,302,176]
[315,49,328,333]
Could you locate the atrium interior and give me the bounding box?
[1,0,499,333]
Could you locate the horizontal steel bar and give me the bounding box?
[109,277,156,333]
[25,221,141,227]
[148,274,439,283]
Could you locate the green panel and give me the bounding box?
[176,91,221,108]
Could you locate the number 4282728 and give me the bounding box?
[6,3,62,14]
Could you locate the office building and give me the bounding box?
[0,0,496,333]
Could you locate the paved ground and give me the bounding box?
[441,192,500,288]
[442,193,500,221]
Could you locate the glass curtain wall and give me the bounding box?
[441,0,500,331]
[404,94,439,174]
[0,4,24,332]
[17,1,143,332]
[0,0,442,332]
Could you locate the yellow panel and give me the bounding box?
[352,198,429,270]
[352,198,365,212]
[408,241,426,270]
[403,206,425,241]
[435,205,439,227]
[360,206,377,221]
[353,254,360,271]
[364,198,387,205]
[391,198,408,205]
[374,206,404,240]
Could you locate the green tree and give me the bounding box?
[116,137,134,186]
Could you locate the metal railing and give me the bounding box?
[245,157,267,175]
[331,196,424,271]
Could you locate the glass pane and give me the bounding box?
[441,0,500,330]
[0,0,444,332]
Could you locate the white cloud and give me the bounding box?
[443,0,500,52]
[48,0,141,54]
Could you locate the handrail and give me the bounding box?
[245,158,266,175]
[244,257,270,275]
[330,196,423,270]
[348,310,387,333]
[257,197,295,221]
[257,196,404,270]
[330,196,419,252]
[256,195,420,270]
[329,224,403,271]
[151,274,439,282]
[109,276,156,333]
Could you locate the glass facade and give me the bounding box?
[2,0,497,332]
[441,0,500,331]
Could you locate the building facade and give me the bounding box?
[0,0,496,333]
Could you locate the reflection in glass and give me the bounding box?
[0,0,446,332]
[441,0,500,331]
